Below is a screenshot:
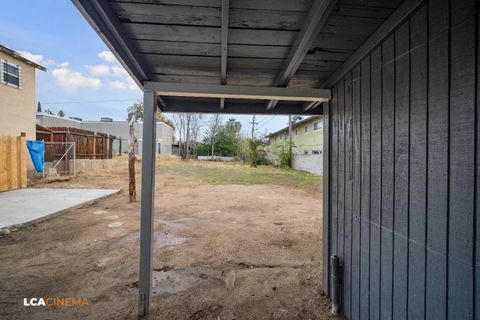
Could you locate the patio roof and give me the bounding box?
[71,1,426,316]
[72,0,421,115]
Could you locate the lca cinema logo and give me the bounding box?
[23,297,89,307]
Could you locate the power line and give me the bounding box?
[256,114,276,126]
[256,115,277,129]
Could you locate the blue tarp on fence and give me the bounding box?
[26,141,44,173]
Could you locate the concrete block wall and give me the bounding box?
[292,154,323,176]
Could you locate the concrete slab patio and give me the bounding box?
[0,188,120,229]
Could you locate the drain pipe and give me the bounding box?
[330,255,342,314]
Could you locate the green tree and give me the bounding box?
[225,117,241,137]
[126,102,175,128]
[247,137,267,167]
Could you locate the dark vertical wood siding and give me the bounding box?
[324,1,479,319]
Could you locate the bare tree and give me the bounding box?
[189,115,202,157]
[206,114,221,159]
[173,114,203,159]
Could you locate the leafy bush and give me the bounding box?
[277,141,295,168]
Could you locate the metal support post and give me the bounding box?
[138,90,157,316]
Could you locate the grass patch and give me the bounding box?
[157,160,322,192]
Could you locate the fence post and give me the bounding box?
[73,142,76,176]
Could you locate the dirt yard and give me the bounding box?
[0,160,340,320]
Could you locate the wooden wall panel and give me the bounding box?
[408,6,428,320]
[331,85,339,260]
[323,99,331,294]
[393,21,410,320]
[351,65,362,320]
[380,34,395,320]
[477,3,480,318]
[359,56,371,320]
[369,46,383,320]
[426,1,449,319]
[325,1,480,319]
[448,0,476,318]
[338,79,346,271]
[344,71,353,318]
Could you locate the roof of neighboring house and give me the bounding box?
[267,115,322,138]
[0,45,46,71]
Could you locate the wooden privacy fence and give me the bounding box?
[49,127,116,159]
[0,134,27,192]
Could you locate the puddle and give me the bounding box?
[155,217,196,232]
[152,271,204,295]
[106,228,191,250]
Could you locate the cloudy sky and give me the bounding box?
[0,1,290,137]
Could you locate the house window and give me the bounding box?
[284,133,288,140]
[314,121,323,131]
[304,125,309,134]
[295,129,298,136]
[313,149,320,154]
[1,60,22,88]
[304,150,309,155]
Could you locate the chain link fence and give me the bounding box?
[43,142,76,176]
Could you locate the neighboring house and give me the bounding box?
[0,45,46,140]
[268,116,323,157]
[267,116,323,175]
[36,113,174,155]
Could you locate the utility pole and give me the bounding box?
[249,115,258,139]
[288,115,293,146]
[288,115,293,167]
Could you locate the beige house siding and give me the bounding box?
[0,51,37,140]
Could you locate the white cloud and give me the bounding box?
[18,50,70,68]
[18,50,55,66]
[52,67,102,93]
[98,50,117,63]
[109,77,138,90]
[57,61,70,67]
[111,65,128,77]
[86,64,111,76]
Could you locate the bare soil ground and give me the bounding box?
[0,160,341,320]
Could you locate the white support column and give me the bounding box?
[138,90,157,316]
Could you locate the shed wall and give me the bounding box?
[324,1,480,319]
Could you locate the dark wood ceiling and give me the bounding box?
[108,0,403,87]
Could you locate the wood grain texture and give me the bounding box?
[380,34,394,320]
[331,85,339,258]
[343,71,353,318]
[323,100,331,294]
[360,56,371,320]
[393,21,409,320]
[369,46,382,320]
[351,64,361,320]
